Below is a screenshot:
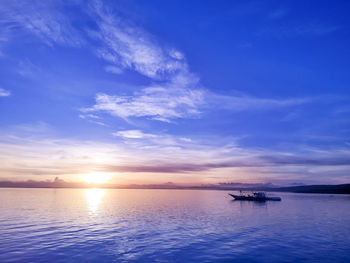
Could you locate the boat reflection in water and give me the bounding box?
[229,191,281,201]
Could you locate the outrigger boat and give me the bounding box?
[229,191,281,201]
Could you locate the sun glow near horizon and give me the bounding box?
[82,172,112,185]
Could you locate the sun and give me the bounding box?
[82,172,111,184]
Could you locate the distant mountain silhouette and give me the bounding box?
[0,179,349,194]
[274,184,350,194]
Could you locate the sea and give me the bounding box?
[0,188,350,262]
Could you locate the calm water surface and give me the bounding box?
[0,188,350,262]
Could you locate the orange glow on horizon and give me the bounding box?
[82,172,111,185]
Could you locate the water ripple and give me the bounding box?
[0,189,350,262]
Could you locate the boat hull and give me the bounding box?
[229,194,281,201]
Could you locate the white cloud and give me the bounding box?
[82,87,309,122]
[0,0,83,46]
[2,0,203,123]
[91,2,186,80]
[1,0,311,124]
[180,137,192,143]
[17,59,40,77]
[0,88,11,97]
[82,84,309,122]
[80,0,206,123]
[79,114,100,120]
[113,130,157,139]
[105,65,123,74]
[1,133,349,184]
[79,114,108,126]
[81,1,310,123]
[82,80,204,122]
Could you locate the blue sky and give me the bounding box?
[0,0,350,185]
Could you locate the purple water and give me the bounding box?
[0,188,350,262]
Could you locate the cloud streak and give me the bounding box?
[0,88,11,97]
[1,131,350,184]
[0,0,83,46]
[82,85,309,123]
[69,0,206,123]
[113,130,157,139]
[1,0,312,124]
[82,81,204,122]
[104,155,350,174]
[90,1,187,79]
[261,155,350,166]
[207,92,309,111]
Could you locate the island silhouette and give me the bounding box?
[0,177,349,194]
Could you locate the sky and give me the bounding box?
[0,0,350,186]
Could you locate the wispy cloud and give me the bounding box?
[79,0,205,123]
[17,58,40,78]
[82,82,309,123]
[257,23,341,38]
[83,1,311,122]
[208,92,309,111]
[0,0,83,46]
[1,0,312,124]
[113,130,157,139]
[82,79,204,122]
[79,114,108,127]
[104,65,123,74]
[112,130,194,148]
[0,88,11,97]
[261,154,350,166]
[79,114,101,120]
[1,0,204,124]
[12,121,52,134]
[90,1,186,80]
[1,131,349,184]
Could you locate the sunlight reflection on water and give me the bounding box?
[85,188,105,213]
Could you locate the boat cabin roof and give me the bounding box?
[253,192,266,197]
